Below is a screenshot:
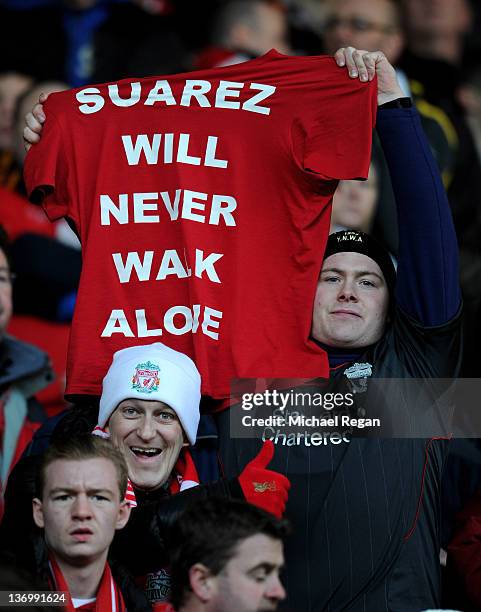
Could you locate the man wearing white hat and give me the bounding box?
[95,342,203,497]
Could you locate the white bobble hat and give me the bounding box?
[99,342,201,445]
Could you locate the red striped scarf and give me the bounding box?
[48,554,126,612]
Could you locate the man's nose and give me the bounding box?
[266,576,286,601]
[137,416,156,441]
[71,494,93,519]
[337,281,358,302]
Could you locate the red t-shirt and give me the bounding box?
[24,50,377,399]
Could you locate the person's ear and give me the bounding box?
[116,500,131,530]
[189,563,217,603]
[32,498,45,529]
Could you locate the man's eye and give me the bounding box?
[323,276,339,283]
[251,570,268,583]
[360,279,375,287]
[352,18,371,31]
[91,495,108,502]
[123,407,139,417]
[158,411,176,421]
[54,494,71,501]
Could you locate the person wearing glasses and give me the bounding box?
[0,225,52,520]
[323,0,404,67]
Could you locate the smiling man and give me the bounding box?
[289,49,462,610]
[215,49,463,610]
[312,230,395,348]
[31,436,148,611]
[91,342,290,606]
[96,342,201,495]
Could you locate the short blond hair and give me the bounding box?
[36,436,128,500]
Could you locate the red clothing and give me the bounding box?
[48,554,126,612]
[0,186,55,241]
[153,604,175,612]
[24,51,376,399]
[448,490,481,608]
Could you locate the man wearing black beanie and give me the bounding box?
[299,49,461,611]
[218,48,461,611]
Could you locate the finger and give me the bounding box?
[363,52,378,81]
[263,471,291,493]
[38,92,50,104]
[334,48,347,67]
[274,473,291,491]
[352,49,370,82]
[32,103,46,124]
[343,46,359,78]
[25,112,43,133]
[251,439,274,469]
[23,126,40,150]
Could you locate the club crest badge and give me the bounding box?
[132,361,160,394]
[254,481,277,493]
[344,362,372,379]
[343,362,372,394]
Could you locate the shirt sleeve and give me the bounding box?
[23,97,73,224]
[376,106,461,325]
[302,63,377,180]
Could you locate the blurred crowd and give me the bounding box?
[1,0,481,610]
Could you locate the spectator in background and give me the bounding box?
[458,64,481,163]
[7,80,81,324]
[0,225,52,519]
[0,1,187,88]
[0,80,79,416]
[322,0,458,257]
[402,0,472,66]
[194,0,291,70]
[165,498,288,612]
[0,72,33,154]
[0,71,33,190]
[400,0,481,380]
[400,0,481,255]
[13,81,69,172]
[330,163,379,234]
[323,0,404,84]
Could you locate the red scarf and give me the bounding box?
[48,554,126,612]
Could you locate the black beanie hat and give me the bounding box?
[323,230,396,295]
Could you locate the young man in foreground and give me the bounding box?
[32,436,148,611]
[165,497,288,612]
